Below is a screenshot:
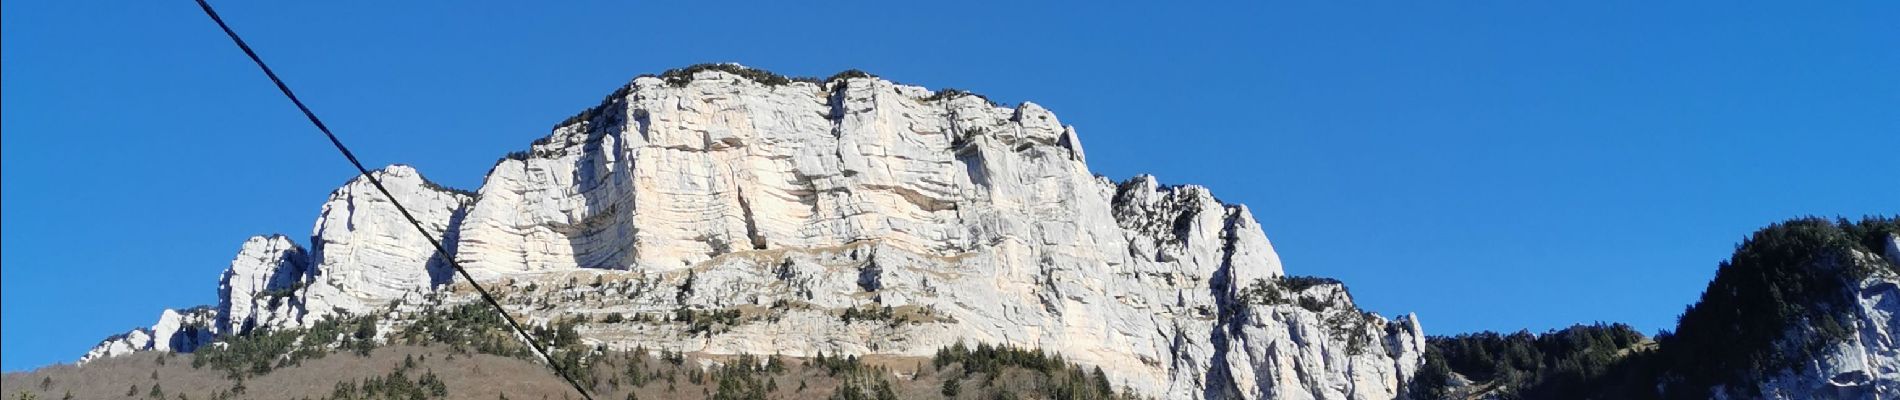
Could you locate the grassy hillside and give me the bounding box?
[5,343,1147,400]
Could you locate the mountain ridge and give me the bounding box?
[70,64,1427,400]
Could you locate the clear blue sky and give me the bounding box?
[4,1,1895,371]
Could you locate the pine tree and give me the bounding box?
[874,380,897,400]
[1091,367,1112,396]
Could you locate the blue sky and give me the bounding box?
[3,1,1895,371]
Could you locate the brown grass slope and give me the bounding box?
[4,343,1136,400]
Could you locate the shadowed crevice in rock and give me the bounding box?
[563,91,636,272]
[426,202,470,287]
[737,187,767,250]
[1203,208,1247,400]
[856,251,882,293]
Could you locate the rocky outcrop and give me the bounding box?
[80,330,151,364]
[1217,280,1428,400]
[440,67,1387,397]
[81,307,217,364]
[87,166,466,362]
[300,165,472,321]
[80,65,1424,399]
[150,308,218,353]
[444,67,1421,399]
[1726,237,1900,399]
[452,70,1106,277]
[217,235,308,335]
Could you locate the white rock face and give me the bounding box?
[80,307,216,364]
[150,308,218,352]
[435,68,1407,399]
[80,66,1424,399]
[301,165,472,322]
[454,71,1133,278]
[80,329,151,364]
[1216,282,1429,400]
[217,235,309,335]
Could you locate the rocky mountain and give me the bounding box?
[75,64,1427,400]
[56,63,1900,400]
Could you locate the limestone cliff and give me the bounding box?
[82,65,1425,400]
[217,235,306,335]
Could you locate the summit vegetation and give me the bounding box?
[1414,216,1900,400]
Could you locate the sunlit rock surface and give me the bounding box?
[83,66,1430,399]
[81,307,216,364]
[217,234,308,335]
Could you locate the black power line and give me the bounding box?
[189,1,596,399]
